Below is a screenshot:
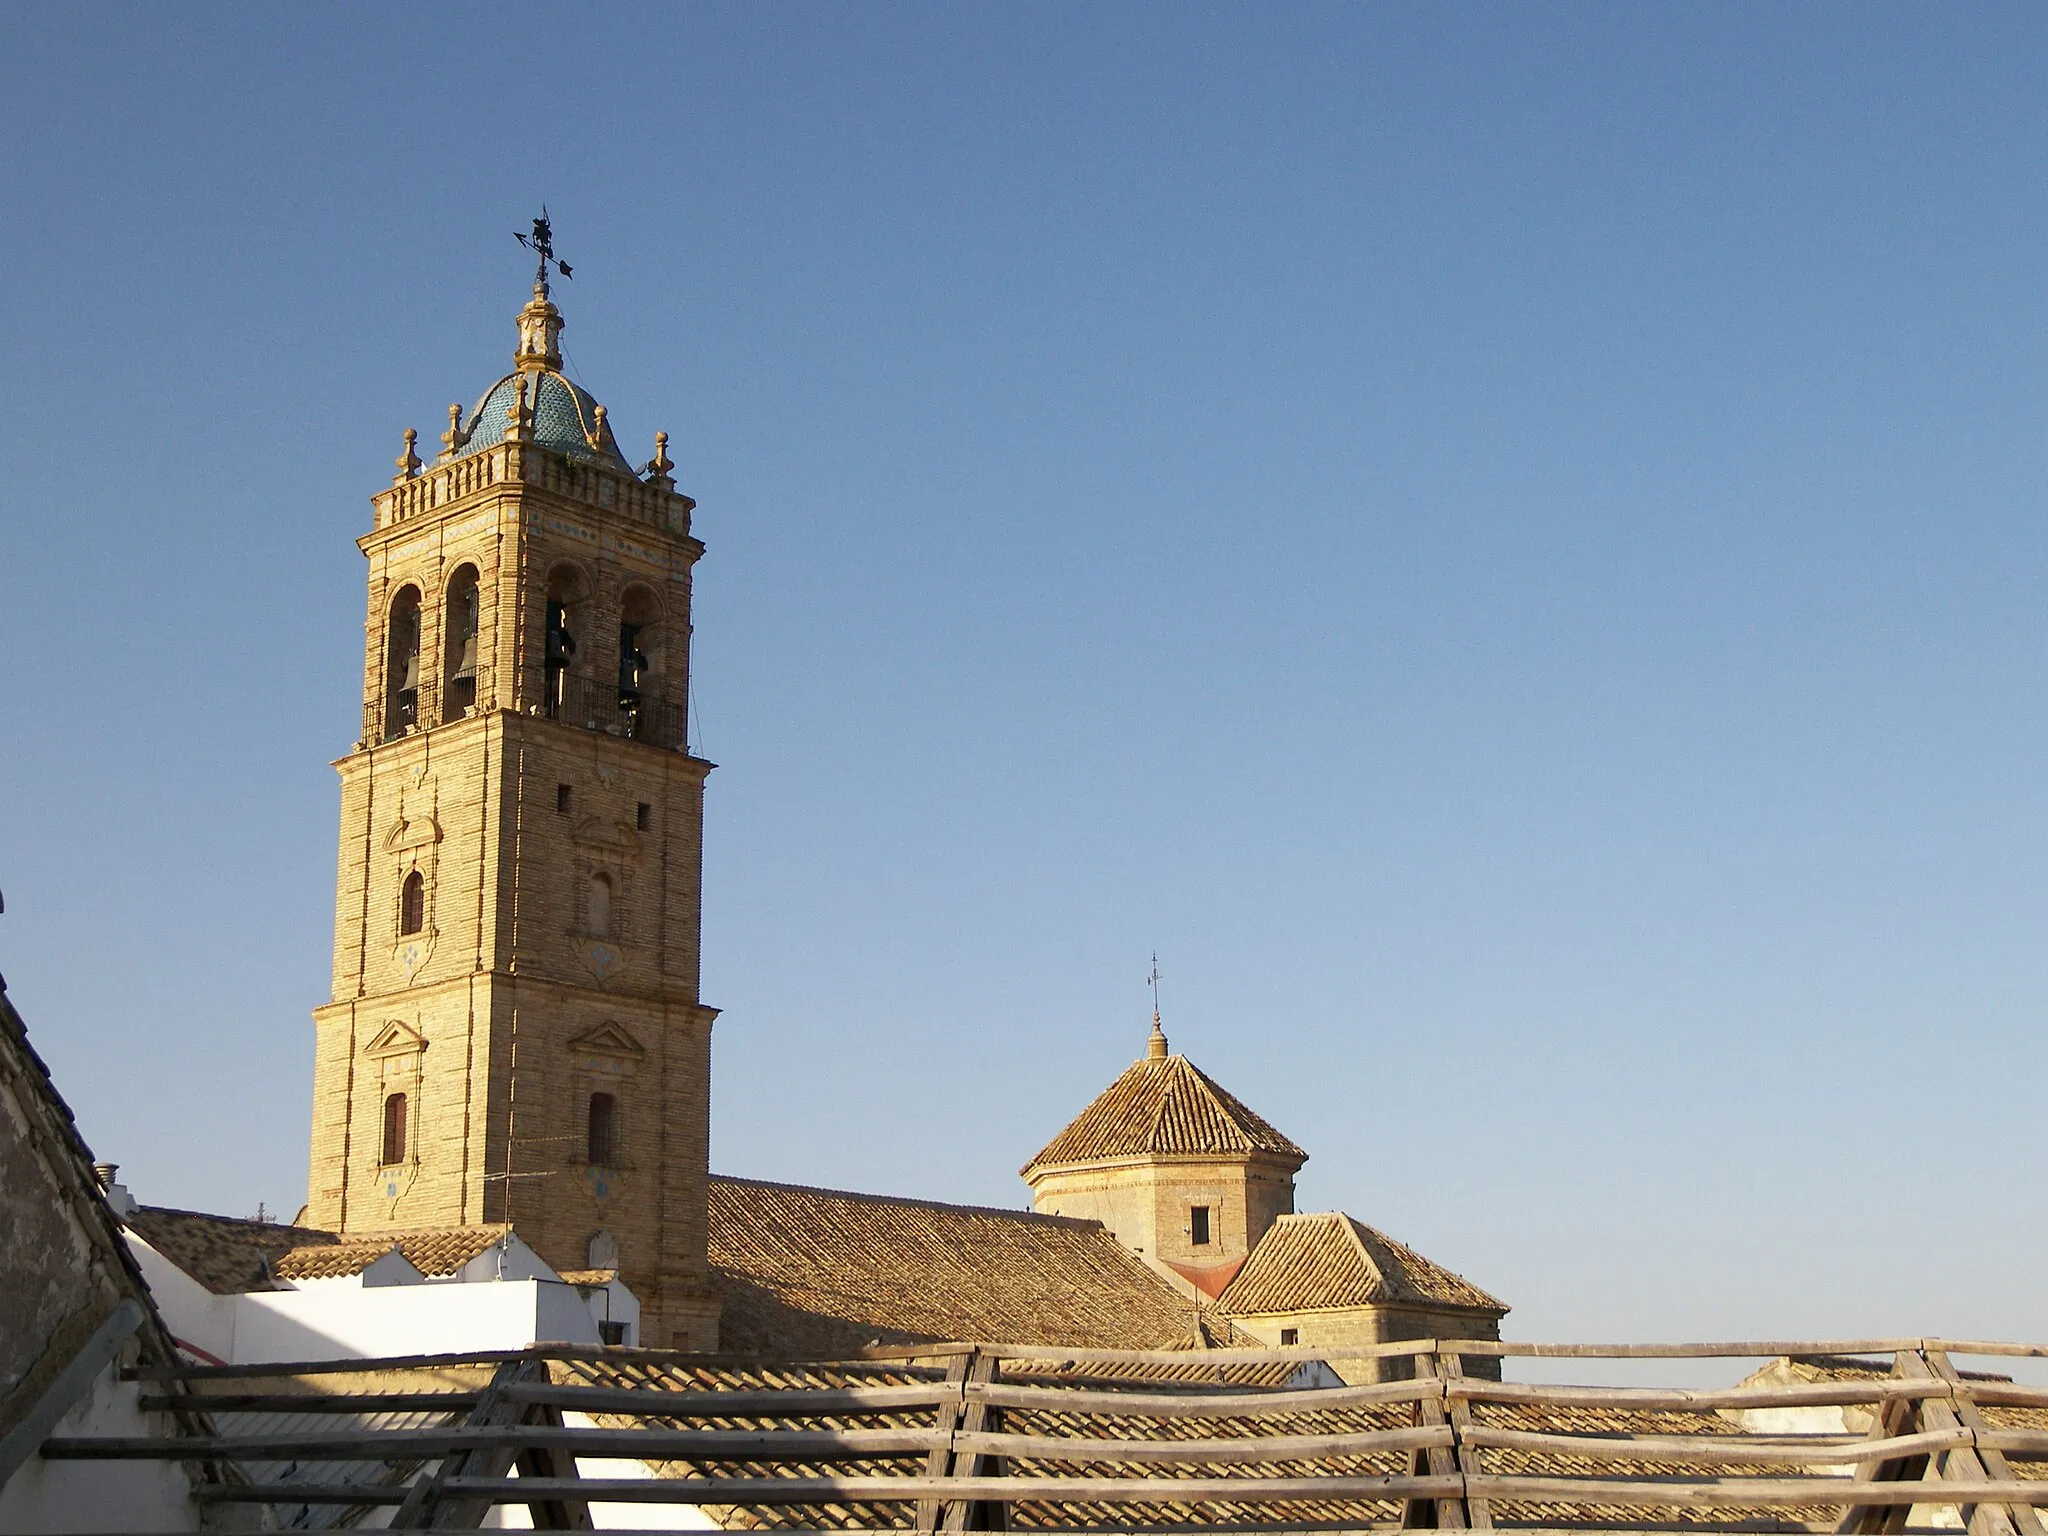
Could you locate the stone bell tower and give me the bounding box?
[306,245,720,1348]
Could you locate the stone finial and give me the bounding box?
[1147,1014,1169,1060]
[514,286,564,371]
[590,403,608,451]
[505,373,534,443]
[439,402,467,461]
[643,430,675,489]
[393,427,422,483]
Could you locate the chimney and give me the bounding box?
[93,1162,136,1220]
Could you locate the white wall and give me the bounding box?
[228,1279,601,1363]
[0,1356,196,1533]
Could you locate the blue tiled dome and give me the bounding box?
[454,369,635,470]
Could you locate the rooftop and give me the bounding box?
[1023,1037,1308,1173]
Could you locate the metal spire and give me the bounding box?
[1147,952,1168,1059]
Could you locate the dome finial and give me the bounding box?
[1146,952,1169,1059]
[438,403,467,462]
[393,427,421,483]
[512,209,571,370]
[644,431,676,489]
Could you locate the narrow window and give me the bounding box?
[636,802,650,832]
[544,598,576,717]
[587,873,612,939]
[598,1319,627,1346]
[557,783,572,815]
[381,1092,408,1165]
[399,871,425,936]
[587,1091,617,1166]
[1280,1328,1300,1347]
[617,585,662,741]
[442,565,480,723]
[384,586,422,739]
[1190,1205,1212,1246]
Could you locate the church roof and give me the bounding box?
[708,1174,1257,1355]
[454,369,635,471]
[1217,1211,1506,1316]
[1021,1049,1307,1173]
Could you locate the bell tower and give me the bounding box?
[306,242,721,1348]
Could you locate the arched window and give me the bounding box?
[543,565,589,719]
[399,871,425,936]
[587,1092,617,1167]
[381,1092,408,1165]
[442,565,481,723]
[385,586,422,738]
[617,585,663,740]
[587,873,612,939]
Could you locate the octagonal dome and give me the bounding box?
[455,369,635,471]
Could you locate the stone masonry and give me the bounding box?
[305,282,721,1348]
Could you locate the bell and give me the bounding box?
[452,637,477,683]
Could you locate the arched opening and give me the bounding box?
[587,1092,617,1166]
[399,871,425,936]
[617,584,663,740]
[587,873,612,939]
[442,565,481,722]
[385,586,422,738]
[543,565,590,720]
[381,1092,408,1165]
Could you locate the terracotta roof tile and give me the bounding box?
[385,1225,512,1277]
[272,1240,402,1281]
[709,1175,1257,1355]
[1023,1054,1307,1173]
[1217,1211,1506,1315]
[125,1206,341,1294]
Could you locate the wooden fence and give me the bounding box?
[42,1337,2048,1532]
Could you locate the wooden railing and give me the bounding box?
[45,1338,2048,1532]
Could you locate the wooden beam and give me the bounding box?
[966,1376,1435,1418]
[1926,1347,2046,1536]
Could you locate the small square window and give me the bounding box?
[1280,1328,1300,1347]
[557,784,572,814]
[1190,1205,1211,1246]
[636,802,651,832]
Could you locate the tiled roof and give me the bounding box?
[126,1206,341,1294]
[383,1225,512,1277]
[1218,1211,1506,1316]
[1022,1052,1307,1173]
[127,1210,513,1291]
[272,1240,402,1281]
[709,1174,1257,1355]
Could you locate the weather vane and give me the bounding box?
[1148,952,1162,1028]
[515,207,574,289]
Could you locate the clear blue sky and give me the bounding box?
[3,3,2045,1345]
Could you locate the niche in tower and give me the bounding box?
[616,583,663,740]
[543,563,590,720]
[441,564,481,723]
[385,585,422,739]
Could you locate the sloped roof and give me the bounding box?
[1218,1211,1506,1316]
[1022,1052,1307,1173]
[128,1209,513,1292]
[0,984,185,1432]
[709,1174,1255,1355]
[270,1239,416,1282]
[126,1206,341,1294]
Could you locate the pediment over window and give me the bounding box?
[383,813,442,853]
[567,1021,645,1061]
[365,1020,428,1058]
[571,814,638,853]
